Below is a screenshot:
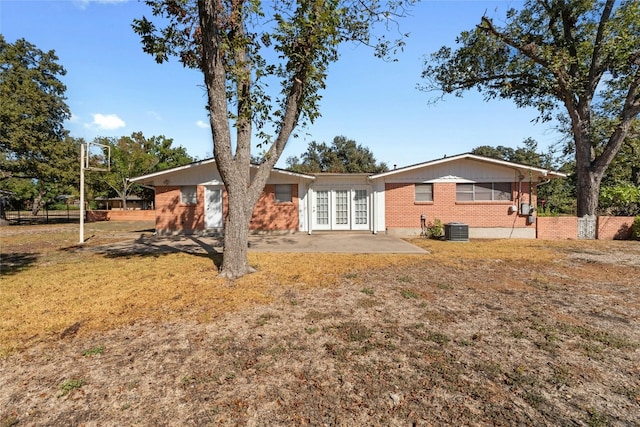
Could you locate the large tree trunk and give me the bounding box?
[31,183,45,216]
[219,180,258,279]
[197,0,308,279]
[573,123,599,217]
[575,167,602,217]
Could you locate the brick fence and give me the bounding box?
[537,216,635,240]
[87,210,155,222]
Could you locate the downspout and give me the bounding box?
[368,176,376,234]
[371,185,376,234]
[307,182,313,235]
[513,169,525,212]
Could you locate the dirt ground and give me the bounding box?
[1,225,639,426]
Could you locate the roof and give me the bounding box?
[129,158,316,184]
[129,153,567,185]
[369,153,567,180]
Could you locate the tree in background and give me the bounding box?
[472,138,550,169]
[133,0,410,278]
[95,132,194,209]
[421,0,640,217]
[286,136,388,173]
[598,119,640,215]
[472,139,577,215]
[0,36,77,214]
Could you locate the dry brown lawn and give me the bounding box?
[1,222,639,426]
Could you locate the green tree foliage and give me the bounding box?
[472,139,577,215]
[599,185,640,216]
[421,0,640,217]
[95,132,194,209]
[473,138,551,168]
[598,121,640,215]
[632,216,640,240]
[0,36,77,214]
[286,136,388,173]
[132,0,410,278]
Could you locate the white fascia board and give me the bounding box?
[369,153,567,180]
[129,159,316,185]
[129,158,217,183]
[463,154,567,178]
[270,167,316,181]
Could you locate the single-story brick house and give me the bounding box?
[130,153,566,238]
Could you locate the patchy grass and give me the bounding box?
[81,346,105,357]
[58,378,85,397]
[0,224,417,355]
[1,224,639,426]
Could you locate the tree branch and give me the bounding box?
[587,0,615,98]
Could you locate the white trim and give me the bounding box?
[130,159,316,184]
[369,153,566,180]
[130,158,217,182]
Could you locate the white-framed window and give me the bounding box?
[275,184,293,203]
[415,183,433,202]
[354,189,368,225]
[456,183,512,201]
[180,186,198,205]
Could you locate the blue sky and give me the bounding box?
[1,0,563,168]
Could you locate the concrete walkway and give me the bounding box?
[90,232,428,256]
[247,232,427,254]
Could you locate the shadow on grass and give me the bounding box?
[134,227,156,233]
[0,252,39,276]
[89,235,224,270]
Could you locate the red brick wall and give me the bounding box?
[385,182,533,229]
[155,186,204,233]
[249,184,299,231]
[597,216,635,240]
[154,184,300,233]
[87,210,155,222]
[535,216,635,240]
[536,216,577,239]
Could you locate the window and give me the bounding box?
[354,189,368,225]
[275,184,292,203]
[415,183,433,202]
[180,186,198,205]
[456,183,474,201]
[456,183,512,201]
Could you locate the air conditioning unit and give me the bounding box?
[444,222,469,241]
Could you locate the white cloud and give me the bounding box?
[74,0,129,9]
[90,113,126,130]
[196,120,209,129]
[147,110,162,121]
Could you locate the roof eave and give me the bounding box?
[129,158,316,185]
[369,153,566,180]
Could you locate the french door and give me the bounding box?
[312,188,369,231]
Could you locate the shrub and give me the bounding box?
[599,185,640,216]
[632,216,640,241]
[426,218,444,239]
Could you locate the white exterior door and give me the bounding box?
[204,186,223,229]
[332,189,350,230]
[351,189,369,231]
[313,190,331,230]
[312,188,369,231]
